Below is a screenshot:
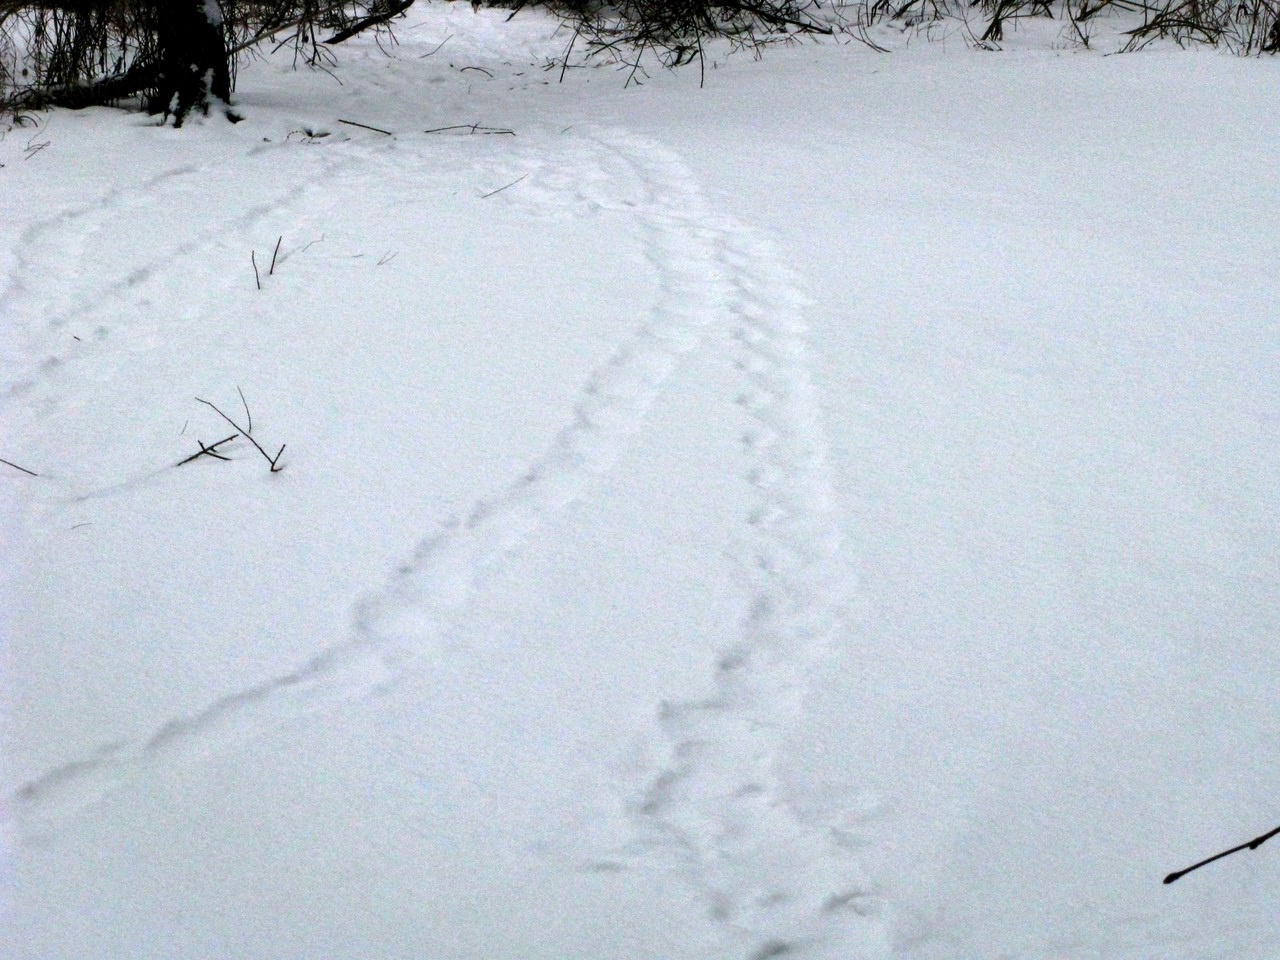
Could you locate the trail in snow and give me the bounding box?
[626,188,888,959]
[0,143,340,411]
[7,126,886,956]
[6,127,727,837]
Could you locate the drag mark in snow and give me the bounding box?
[7,128,730,842]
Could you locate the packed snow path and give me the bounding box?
[5,126,887,959]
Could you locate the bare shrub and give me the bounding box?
[0,0,415,122]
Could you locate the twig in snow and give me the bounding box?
[176,434,239,466]
[1164,823,1280,884]
[269,236,282,276]
[0,456,39,477]
[424,123,515,136]
[419,34,452,58]
[559,25,580,84]
[251,250,261,290]
[237,385,253,433]
[459,65,493,77]
[338,118,393,136]
[195,395,286,472]
[480,173,529,199]
[377,251,399,266]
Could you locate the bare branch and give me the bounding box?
[0,456,39,477]
[480,173,529,199]
[176,434,239,467]
[324,0,415,46]
[338,118,393,136]
[196,397,285,473]
[1165,823,1280,884]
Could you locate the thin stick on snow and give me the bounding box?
[480,173,528,199]
[424,124,514,136]
[0,456,39,477]
[176,434,239,466]
[251,250,261,290]
[559,25,579,84]
[237,385,253,434]
[1164,823,1280,884]
[338,118,393,136]
[418,34,452,58]
[269,235,282,276]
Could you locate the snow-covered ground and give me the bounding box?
[4,5,1280,958]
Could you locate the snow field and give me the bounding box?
[3,5,1280,959]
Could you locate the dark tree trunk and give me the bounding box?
[149,1,231,124]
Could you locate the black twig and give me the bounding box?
[252,250,261,290]
[480,173,529,199]
[559,25,579,84]
[419,34,452,58]
[424,124,515,136]
[338,118,393,136]
[324,0,415,45]
[269,236,282,276]
[460,65,494,77]
[0,456,39,477]
[195,397,286,472]
[176,434,239,466]
[1165,823,1280,884]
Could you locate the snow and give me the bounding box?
[4,4,1280,958]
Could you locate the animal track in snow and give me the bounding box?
[621,154,890,959]
[7,127,729,840]
[0,144,344,408]
[7,127,888,958]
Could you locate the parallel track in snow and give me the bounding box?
[612,134,889,960]
[0,144,342,410]
[6,128,725,836]
[6,127,885,958]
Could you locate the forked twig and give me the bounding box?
[195,395,285,472]
[176,434,239,466]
